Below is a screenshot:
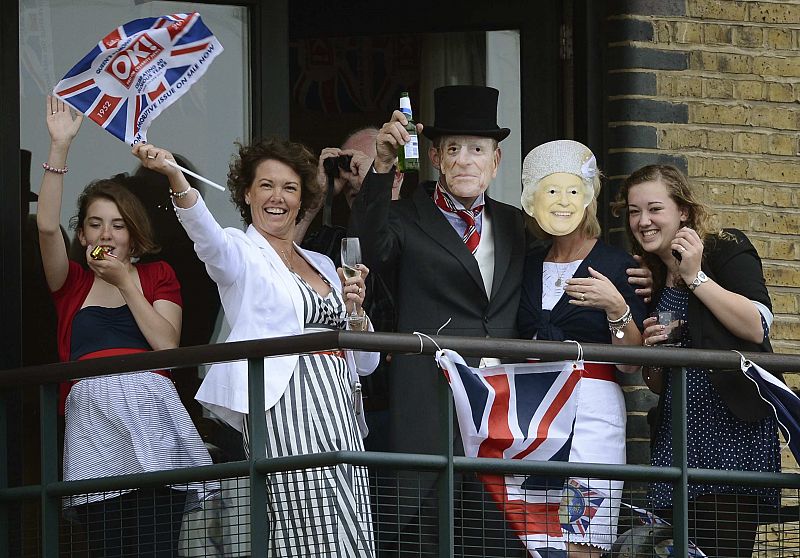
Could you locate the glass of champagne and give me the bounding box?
[340,237,364,328]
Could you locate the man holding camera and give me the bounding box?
[295,127,403,253]
[297,127,403,455]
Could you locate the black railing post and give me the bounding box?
[0,392,8,558]
[670,367,689,555]
[247,357,269,556]
[39,383,59,557]
[437,370,454,558]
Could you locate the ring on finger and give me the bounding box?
[679,245,686,253]
[580,293,586,302]
[147,154,156,160]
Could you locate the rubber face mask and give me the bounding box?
[529,172,589,236]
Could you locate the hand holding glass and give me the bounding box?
[650,311,683,346]
[340,238,365,329]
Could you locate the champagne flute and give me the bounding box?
[340,237,364,328]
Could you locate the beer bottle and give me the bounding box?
[397,92,419,172]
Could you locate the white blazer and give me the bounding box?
[175,194,379,432]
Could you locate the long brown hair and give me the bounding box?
[611,165,719,297]
[70,178,159,258]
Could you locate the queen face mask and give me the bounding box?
[529,172,588,236]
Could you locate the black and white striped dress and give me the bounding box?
[243,272,374,557]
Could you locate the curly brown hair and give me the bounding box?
[611,164,719,296]
[69,177,159,258]
[227,138,321,225]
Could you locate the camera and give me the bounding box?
[322,154,353,178]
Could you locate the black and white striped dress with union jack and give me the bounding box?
[242,272,374,557]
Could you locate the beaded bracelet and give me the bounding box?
[169,187,192,199]
[42,162,68,174]
[607,304,633,339]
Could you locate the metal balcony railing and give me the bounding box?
[1,331,800,557]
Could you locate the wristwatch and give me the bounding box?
[688,270,708,291]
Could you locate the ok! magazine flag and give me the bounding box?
[436,349,583,558]
[53,12,222,145]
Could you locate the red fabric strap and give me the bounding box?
[581,362,617,382]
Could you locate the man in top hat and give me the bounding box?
[351,85,528,556]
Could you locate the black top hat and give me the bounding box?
[422,85,511,142]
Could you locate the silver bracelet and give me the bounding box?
[608,305,633,339]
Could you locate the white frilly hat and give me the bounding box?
[520,140,599,217]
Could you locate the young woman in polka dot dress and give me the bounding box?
[613,165,779,558]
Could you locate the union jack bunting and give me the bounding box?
[53,12,222,145]
[436,349,582,557]
[741,356,800,463]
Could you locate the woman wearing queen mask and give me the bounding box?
[517,140,646,556]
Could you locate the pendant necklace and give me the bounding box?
[554,264,570,287]
[279,248,295,272]
[550,240,592,287]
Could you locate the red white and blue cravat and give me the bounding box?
[433,183,484,254]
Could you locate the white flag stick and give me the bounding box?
[165,158,226,192]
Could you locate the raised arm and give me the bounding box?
[132,143,197,208]
[132,144,244,287]
[350,111,420,272]
[37,96,83,292]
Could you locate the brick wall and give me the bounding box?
[608,2,800,545]
[608,0,800,356]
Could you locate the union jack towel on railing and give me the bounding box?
[53,12,222,145]
[436,349,582,557]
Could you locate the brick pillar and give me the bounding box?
[607,1,800,549]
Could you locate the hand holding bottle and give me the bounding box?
[375,111,424,174]
[397,92,419,172]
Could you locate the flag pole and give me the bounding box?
[165,159,226,192]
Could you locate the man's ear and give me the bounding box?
[428,145,440,171]
[492,147,502,178]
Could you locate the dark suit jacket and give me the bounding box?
[351,171,526,455]
[518,239,647,343]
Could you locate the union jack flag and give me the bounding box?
[436,349,583,558]
[53,12,222,145]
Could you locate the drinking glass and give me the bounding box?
[340,237,364,328]
[651,311,683,346]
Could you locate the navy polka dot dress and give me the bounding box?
[648,287,780,508]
